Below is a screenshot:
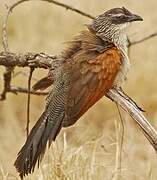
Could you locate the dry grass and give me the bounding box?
[0,0,157,179]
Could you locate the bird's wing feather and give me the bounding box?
[63,47,122,127]
[32,29,114,91]
[32,75,54,91]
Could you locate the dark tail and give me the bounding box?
[15,71,69,179]
[14,110,64,179]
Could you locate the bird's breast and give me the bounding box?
[113,51,130,86]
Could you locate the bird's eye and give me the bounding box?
[112,14,127,20]
[114,14,125,18]
[118,15,126,19]
[107,13,125,18]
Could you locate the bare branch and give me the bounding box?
[0,52,59,69]
[130,31,157,46]
[2,0,33,51]
[1,0,31,100]
[0,51,57,99]
[42,0,94,19]
[107,88,157,152]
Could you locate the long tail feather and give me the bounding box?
[14,109,64,179]
[14,75,68,179]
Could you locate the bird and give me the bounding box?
[14,7,143,179]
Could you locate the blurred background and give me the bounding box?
[0,0,157,179]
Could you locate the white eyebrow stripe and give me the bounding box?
[109,13,124,17]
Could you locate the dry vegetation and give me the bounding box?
[0,0,157,179]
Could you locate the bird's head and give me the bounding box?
[91,7,143,34]
[104,7,143,25]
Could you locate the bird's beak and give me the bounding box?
[129,14,143,22]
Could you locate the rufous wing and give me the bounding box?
[63,47,122,127]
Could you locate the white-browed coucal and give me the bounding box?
[14,7,143,179]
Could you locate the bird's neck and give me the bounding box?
[97,24,127,53]
[91,17,129,55]
[113,30,130,86]
[98,24,130,86]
